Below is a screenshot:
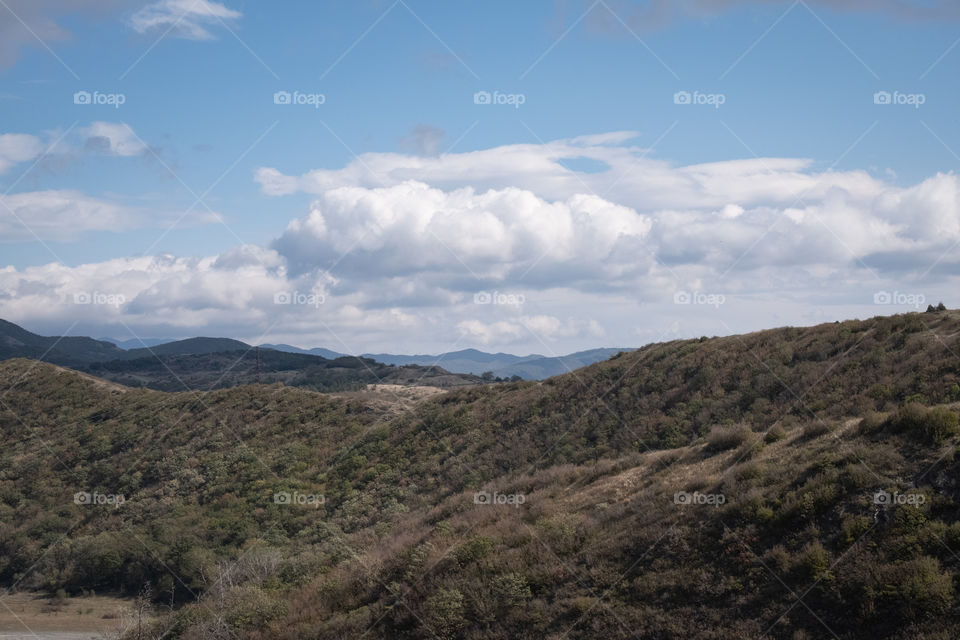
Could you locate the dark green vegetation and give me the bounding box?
[0,320,482,391]
[82,349,482,392]
[0,318,124,366]
[2,310,960,638]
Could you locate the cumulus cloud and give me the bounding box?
[130,0,241,41]
[3,132,960,352]
[0,133,44,173]
[458,315,605,345]
[258,134,960,283]
[272,181,652,291]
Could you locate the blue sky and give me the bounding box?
[1,0,959,354]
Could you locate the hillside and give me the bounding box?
[0,318,124,366]
[81,349,484,392]
[0,320,483,392]
[1,310,960,639]
[361,347,627,380]
[265,345,629,380]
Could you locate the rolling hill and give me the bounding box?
[1,309,959,638]
[0,320,482,392]
[0,318,124,366]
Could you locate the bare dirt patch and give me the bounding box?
[0,593,147,637]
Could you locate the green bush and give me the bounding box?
[764,425,787,443]
[707,425,753,452]
[423,588,466,639]
[919,409,959,445]
[885,404,959,445]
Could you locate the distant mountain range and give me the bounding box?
[251,345,630,380]
[86,335,630,380]
[0,319,630,385]
[0,320,482,392]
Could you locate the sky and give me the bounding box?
[0,0,959,356]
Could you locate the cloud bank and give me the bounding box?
[2,132,958,351]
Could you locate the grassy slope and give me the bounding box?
[1,311,960,639]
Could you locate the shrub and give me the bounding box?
[423,588,466,639]
[801,422,832,440]
[491,573,532,608]
[764,425,787,444]
[919,409,959,446]
[707,425,752,452]
[800,541,832,581]
[879,556,953,621]
[886,404,959,445]
[858,411,886,434]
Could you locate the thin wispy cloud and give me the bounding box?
[130,0,241,41]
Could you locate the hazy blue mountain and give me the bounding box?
[487,348,624,379]
[259,343,348,360]
[360,347,630,379]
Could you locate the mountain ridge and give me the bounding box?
[1,309,959,638]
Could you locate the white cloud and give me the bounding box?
[0,134,44,174]
[272,181,652,291]
[130,0,241,41]
[3,133,960,353]
[258,134,960,282]
[0,190,220,242]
